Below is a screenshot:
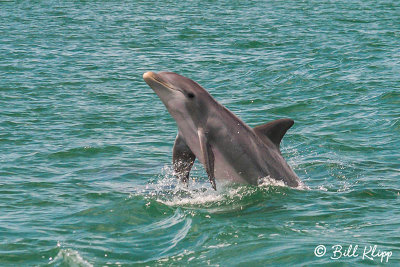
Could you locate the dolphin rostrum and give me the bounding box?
[143,71,302,190]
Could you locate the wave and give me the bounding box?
[48,145,123,159]
[49,248,93,267]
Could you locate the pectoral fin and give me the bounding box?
[198,128,216,190]
[173,133,196,184]
[253,118,294,149]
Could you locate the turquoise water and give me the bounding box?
[1,0,399,266]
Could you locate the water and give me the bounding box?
[1,0,399,266]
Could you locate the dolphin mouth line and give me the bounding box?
[147,73,178,92]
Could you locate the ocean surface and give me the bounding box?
[1,0,399,266]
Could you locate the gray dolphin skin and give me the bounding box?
[143,71,302,190]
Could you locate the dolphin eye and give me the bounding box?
[187,92,195,99]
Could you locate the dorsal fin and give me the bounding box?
[253,118,294,148]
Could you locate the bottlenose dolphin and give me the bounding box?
[143,71,302,190]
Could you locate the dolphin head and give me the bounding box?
[143,71,212,125]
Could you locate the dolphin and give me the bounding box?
[143,71,302,190]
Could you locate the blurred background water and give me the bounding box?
[0,0,399,266]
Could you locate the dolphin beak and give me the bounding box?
[143,71,156,84]
[143,71,162,91]
[143,71,180,110]
[143,71,157,88]
[143,71,176,92]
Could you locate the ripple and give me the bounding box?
[49,145,123,159]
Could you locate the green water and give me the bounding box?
[1,1,399,266]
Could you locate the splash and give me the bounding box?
[258,175,310,190]
[49,249,93,267]
[141,165,296,209]
[258,176,286,187]
[143,165,227,206]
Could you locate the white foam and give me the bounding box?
[258,175,310,190]
[140,165,225,206]
[145,165,312,207]
[159,190,224,206]
[258,176,286,187]
[49,249,93,267]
